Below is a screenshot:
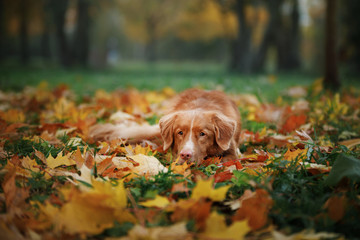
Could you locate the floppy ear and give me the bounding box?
[159,113,177,151]
[213,113,236,151]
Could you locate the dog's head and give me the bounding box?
[159,110,236,164]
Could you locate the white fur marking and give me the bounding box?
[182,111,196,152]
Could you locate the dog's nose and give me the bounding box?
[180,150,192,160]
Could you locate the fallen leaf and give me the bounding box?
[41,180,134,235]
[283,148,308,161]
[140,195,170,208]
[233,189,273,230]
[201,212,250,240]
[46,151,76,169]
[191,178,230,202]
[339,138,360,150]
[127,222,189,240]
[324,195,346,222]
[0,109,25,123]
[281,114,307,133]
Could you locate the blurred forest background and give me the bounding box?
[0,0,359,90]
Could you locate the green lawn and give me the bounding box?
[1,61,358,101]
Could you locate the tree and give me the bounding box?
[341,0,360,74]
[73,0,91,66]
[41,0,51,59]
[229,0,301,73]
[0,0,4,61]
[324,0,340,90]
[19,0,29,64]
[50,0,71,67]
[118,0,186,62]
[229,0,253,73]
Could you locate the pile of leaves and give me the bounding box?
[1,81,360,239]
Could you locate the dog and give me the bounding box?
[90,89,241,165]
[159,89,241,164]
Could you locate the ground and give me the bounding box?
[0,63,360,239]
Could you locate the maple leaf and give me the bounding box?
[191,178,230,202]
[0,109,25,123]
[21,156,41,173]
[272,230,342,239]
[41,180,135,235]
[283,148,308,161]
[72,146,85,168]
[200,212,250,240]
[127,222,189,240]
[214,170,234,183]
[233,189,273,230]
[46,151,76,169]
[170,158,192,176]
[170,198,212,231]
[280,114,307,133]
[111,154,168,179]
[2,166,30,216]
[324,195,346,222]
[140,195,170,208]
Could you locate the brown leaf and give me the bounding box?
[34,149,46,164]
[171,198,212,231]
[325,195,346,222]
[280,114,307,134]
[1,166,29,216]
[2,167,16,209]
[233,189,273,230]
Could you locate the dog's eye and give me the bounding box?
[178,131,183,136]
[199,132,206,136]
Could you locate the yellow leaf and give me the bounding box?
[140,195,170,208]
[90,180,127,208]
[339,138,360,150]
[128,222,188,240]
[22,156,40,172]
[46,151,76,169]
[41,181,134,235]
[191,178,230,202]
[128,154,168,176]
[283,148,308,161]
[201,212,250,240]
[0,109,25,123]
[41,192,115,235]
[170,158,192,176]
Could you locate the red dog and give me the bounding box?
[90,89,241,164]
[159,89,241,164]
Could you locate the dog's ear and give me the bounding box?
[159,113,177,151]
[213,113,236,151]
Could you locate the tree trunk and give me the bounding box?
[324,0,340,90]
[20,0,29,64]
[252,0,282,71]
[50,0,70,67]
[287,0,301,69]
[145,16,157,62]
[230,0,253,73]
[253,0,301,72]
[0,0,4,61]
[73,0,90,66]
[278,0,301,70]
[41,0,51,59]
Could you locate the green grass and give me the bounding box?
[1,61,359,102]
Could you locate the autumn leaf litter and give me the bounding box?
[0,82,360,239]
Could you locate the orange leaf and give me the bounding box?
[96,155,115,175]
[233,189,273,230]
[284,148,308,161]
[281,114,307,133]
[214,170,233,183]
[325,195,346,222]
[73,146,85,168]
